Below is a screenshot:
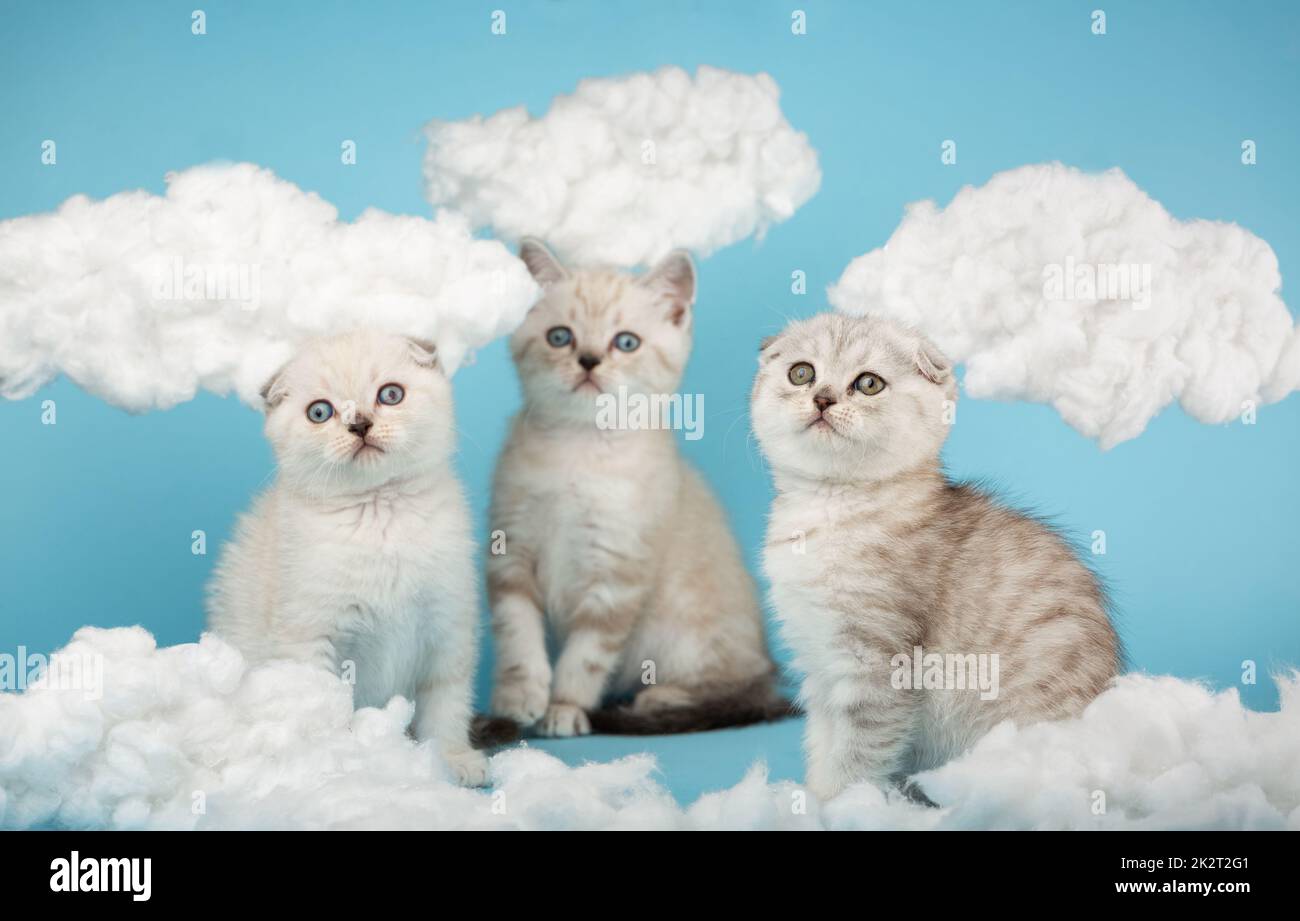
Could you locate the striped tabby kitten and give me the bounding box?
[752,313,1119,800]
[487,239,786,737]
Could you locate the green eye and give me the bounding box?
[306,400,334,423]
[788,362,815,386]
[853,372,886,396]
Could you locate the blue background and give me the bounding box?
[1,0,1297,799]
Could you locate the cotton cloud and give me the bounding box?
[422,66,821,268]
[2,626,1296,830]
[829,163,1300,448]
[0,163,539,413]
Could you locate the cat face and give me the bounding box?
[260,331,453,494]
[510,239,696,425]
[751,313,956,483]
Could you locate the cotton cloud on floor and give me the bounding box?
[0,163,539,413]
[422,66,821,268]
[2,627,1296,830]
[829,163,1300,449]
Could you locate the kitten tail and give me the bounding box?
[470,714,522,749]
[587,678,799,736]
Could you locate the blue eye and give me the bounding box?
[546,326,573,348]
[378,383,404,405]
[306,400,334,423]
[613,331,640,352]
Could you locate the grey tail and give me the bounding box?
[470,713,522,749]
[586,679,800,736]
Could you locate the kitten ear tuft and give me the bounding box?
[407,338,440,369]
[639,249,696,326]
[259,363,290,411]
[914,337,952,385]
[518,237,568,286]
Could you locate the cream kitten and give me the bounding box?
[206,330,487,786]
[752,313,1120,801]
[487,239,787,737]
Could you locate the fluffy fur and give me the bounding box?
[752,313,1120,800]
[486,239,784,737]
[205,331,486,785]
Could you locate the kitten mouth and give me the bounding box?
[572,376,602,394]
[806,415,839,434]
[351,440,386,458]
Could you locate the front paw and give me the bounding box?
[444,747,490,787]
[491,674,550,727]
[805,763,848,803]
[538,702,591,738]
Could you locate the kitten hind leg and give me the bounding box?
[631,683,694,712]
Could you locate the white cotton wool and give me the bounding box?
[1,627,1297,830]
[0,163,540,412]
[422,66,822,268]
[829,163,1300,448]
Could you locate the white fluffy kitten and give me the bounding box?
[753,313,1119,801]
[206,330,487,786]
[486,240,785,737]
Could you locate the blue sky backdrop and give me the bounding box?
[1,0,1297,710]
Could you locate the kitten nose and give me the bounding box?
[347,416,373,438]
[814,394,836,413]
[577,353,602,371]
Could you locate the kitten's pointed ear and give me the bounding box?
[518,237,568,286]
[914,336,952,385]
[407,338,439,369]
[259,363,290,411]
[639,249,696,326]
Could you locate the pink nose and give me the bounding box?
[814,395,836,413]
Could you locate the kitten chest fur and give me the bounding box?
[765,483,913,703]
[225,475,474,708]
[500,423,675,629]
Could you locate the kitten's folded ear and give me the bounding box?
[259,363,290,411]
[518,237,568,286]
[639,249,696,326]
[407,338,440,369]
[914,336,952,385]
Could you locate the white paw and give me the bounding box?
[804,764,848,803]
[491,674,550,726]
[445,747,490,787]
[538,702,591,738]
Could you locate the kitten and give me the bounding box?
[752,312,1120,800]
[206,330,487,786]
[486,239,788,737]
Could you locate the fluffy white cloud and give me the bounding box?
[829,163,1300,448]
[422,66,821,268]
[2,626,1296,830]
[0,163,539,412]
